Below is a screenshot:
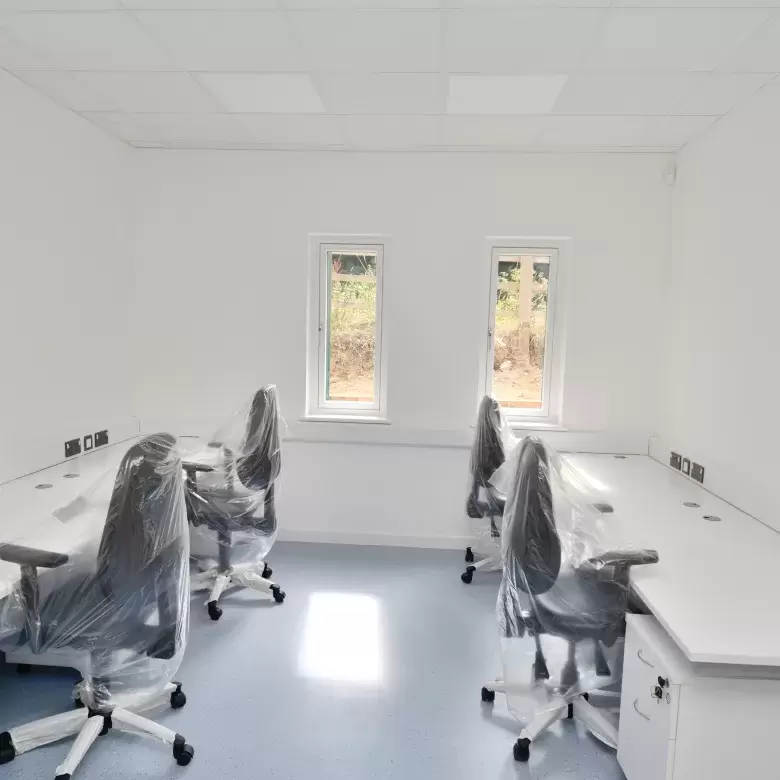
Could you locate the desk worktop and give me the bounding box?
[0,440,135,601]
[562,453,780,668]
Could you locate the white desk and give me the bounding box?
[561,453,780,780]
[0,440,136,601]
[561,453,780,668]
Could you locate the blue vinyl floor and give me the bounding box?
[0,543,623,780]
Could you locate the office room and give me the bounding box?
[0,1,778,778]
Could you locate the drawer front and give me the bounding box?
[618,624,678,780]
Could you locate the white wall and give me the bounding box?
[133,150,670,545]
[659,84,780,530]
[0,71,134,483]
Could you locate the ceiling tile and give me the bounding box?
[584,8,770,71]
[289,10,440,72]
[439,115,544,147]
[0,1,120,8]
[8,10,173,70]
[124,0,276,7]
[445,0,607,6]
[613,0,780,6]
[671,73,773,115]
[448,74,567,114]
[81,111,158,142]
[14,69,117,110]
[316,73,443,114]
[239,113,345,145]
[134,10,300,71]
[196,73,324,112]
[719,13,780,73]
[75,71,219,113]
[553,72,704,116]
[537,115,716,148]
[445,9,606,73]
[340,114,442,147]
[131,112,256,143]
[0,26,57,69]
[287,0,438,7]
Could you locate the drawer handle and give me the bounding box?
[633,698,651,721]
[637,648,655,668]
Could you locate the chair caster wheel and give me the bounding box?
[513,738,531,763]
[173,735,194,766]
[16,664,31,675]
[1,731,15,764]
[481,687,495,703]
[262,563,273,579]
[461,566,475,584]
[465,546,475,563]
[271,584,286,603]
[207,601,222,621]
[170,684,187,709]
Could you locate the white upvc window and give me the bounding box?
[306,234,388,421]
[478,238,568,427]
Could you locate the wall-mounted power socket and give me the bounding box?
[83,434,94,452]
[65,438,81,458]
[670,452,682,470]
[682,457,691,476]
[94,430,109,448]
[691,462,705,484]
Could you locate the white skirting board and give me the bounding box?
[277,527,475,551]
[648,436,780,535]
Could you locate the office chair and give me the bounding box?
[462,394,513,584]
[185,385,285,621]
[481,436,658,763]
[0,434,194,779]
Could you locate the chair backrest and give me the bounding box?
[505,436,562,595]
[96,433,187,604]
[467,395,507,516]
[236,385,282,492]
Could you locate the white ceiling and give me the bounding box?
[1,1,778,152]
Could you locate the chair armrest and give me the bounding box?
[0,543,69,569]
[578,548,658,579]
[182,462,215,474]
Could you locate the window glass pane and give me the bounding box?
[326,251,377,403]
[492,254,550,410]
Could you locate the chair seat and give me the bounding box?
[188,468,273,536]
[2,565,175,658]
[532,568,627,644]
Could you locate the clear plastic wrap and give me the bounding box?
[493,436,658,727]
[184,385,283,580]
[465,395,516,556]
[0,434,190,712]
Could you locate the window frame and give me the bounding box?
[306,234,389,421]
[478,238,568,427]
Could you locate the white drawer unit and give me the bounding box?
[618,615,690,780]
[618,615,780,780]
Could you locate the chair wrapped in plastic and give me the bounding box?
[184,385,286,621]
[481,436,658,764]
[0,434,194,778]
[461,394,516,584]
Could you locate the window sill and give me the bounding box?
[299,414,391,425]
[507,421,567,432]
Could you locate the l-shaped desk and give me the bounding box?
[1,444,778,779]
[0,441,132,602]
[561,452,780,780]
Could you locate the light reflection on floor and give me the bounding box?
[298,592,384,684]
